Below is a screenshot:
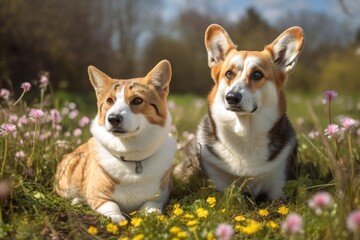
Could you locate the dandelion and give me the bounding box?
[258,209,269,217]
[0,123,16,136]
[206,196,216,208]
[324,124,339,138]
[236,219,262,235]
[341,117,357,131]
[157,215,166,221]
[29,109,45,120]
[206,232,215,240]
[133,234,144,240]
[215,223,234,240]
[308,191,333,215]
[0,88,10,100]
[87,226,98,235]
[184,213,194,219]
[346,210,360,232]
[196,208,209,218]
[176,231,188,238]
[131,217,142,227]
[173,206,183,216]
[281,213,303,235]
[234,215,246,222]
[106,222,118,234]
[78,116,90,127]
[169,226,181,234]
[186,220,199,227]
[266,220,279,229]
[278,206,289,215]
[119,220,128,227]
[322,90,337,104]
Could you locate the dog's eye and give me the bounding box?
[131,97,143,105]
[106,98,114,105]
[225,70,235,80]
[250,71,263,81]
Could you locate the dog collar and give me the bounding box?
[119,156,143,174]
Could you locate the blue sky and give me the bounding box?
[163,0,360,29]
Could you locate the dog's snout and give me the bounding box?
[108,114,123,126]
[225,92,242,106]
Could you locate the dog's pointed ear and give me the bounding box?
[88,66,113,96]
[145,60,172,95]
[205,24,236,68]
[265,26,304,74]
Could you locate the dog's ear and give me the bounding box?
[205,24,236,68]
[88,66,113,97]
[265,27,304,74]
[145,60,172,95]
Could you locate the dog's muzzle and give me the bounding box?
[225,91,257,113]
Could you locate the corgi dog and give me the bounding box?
[55,60,176,223]
[197,24,304,200]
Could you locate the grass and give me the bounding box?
[0,81,359,240]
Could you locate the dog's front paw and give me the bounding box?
[140,201,162,215]
[109,214,126,223]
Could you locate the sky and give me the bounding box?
[162,0,360,30]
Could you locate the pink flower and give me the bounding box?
[39,75,49,88]
[281,213,303,235]
[50,109,62,125]
[15,150,25,159]
[78,116,90,127]
[322,90,337,104]
[0,123,17,136]
[18,115,28,127]
[346,210,360,232]
[324,124,339,138]
[73,128,82,137]
[29,109,45,120]
[0,88,10,100]
[308,191,333,215]
[341,117,357,131]
[20,82,31,92]
[215,223,234,240]
[308,130,320,139]
[68,110,79,119]
[9,114,19,123]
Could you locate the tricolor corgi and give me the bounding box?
[196,24,304,200]
[55,60,176,222]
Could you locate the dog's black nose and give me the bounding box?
[225,92,242,106]
[108,114,123,126]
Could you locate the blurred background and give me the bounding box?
[0,0,359,96]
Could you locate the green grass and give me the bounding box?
[0,86,359,239]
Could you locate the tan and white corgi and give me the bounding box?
[55,60,176,223]
[197,24,304,200]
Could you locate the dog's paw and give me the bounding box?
[71,198,81,205]
[109,214,126,223]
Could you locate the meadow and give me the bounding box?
[0,77,359,240]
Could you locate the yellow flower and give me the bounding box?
[106,223,119,234]
[234,215,246,222]
[157,215,166,221]
[221,208,226,213]
[206,232,215,240]
[235,220,262,235]
[177,231,188,238]
[196,208,209,218]
[171,238,180,240]
[87,226,98,235]
[189,226,198,232]
[173,208,184,216]
[129,211,137,216]
[132,234,144,240]
[207,179,215,183]
[119,220,128,227]
[131,217,143,227]
[258,209,269,217]
[206,197,216,208]
[174,203,181,209]
[266,220,279,229]
[169,226,181,234]
[187,220,199,227]
[184,214,194,219]
[120,237,129,240]
[277,206,289,215]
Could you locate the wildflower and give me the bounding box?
[215,223,234,240]
[131,217,142,227]
[119,238,129,240]
[177,231,188,238]
[87,226,98,235]
[206,232,215,240]
[278,206,289,215]
[15,151,25,159]
[346,210,360,232]
[20,82,31,92]
[221,208,226,213]
[129,210,137,216]
[186,220,198,227]
[0,179,11,201]
[234,215,246,222]
[29,109,45,120]
[68,102,77,110]
[39,75,49,88]
[133,234,144,240]
[119,220,128,227]
[184,213,194,219]
[68,110,79,119]
[341,117,357,131]
[157,215,166,221]
[324,124,339,138]
[170,226,181,234]
[73,128,82,137]
[78,116,90,127]
[50,109,62,125]
[106,223,118,234]
[322,90,337,104]
[308,130,320,139]
[173,206,183,216]
[206,196,216,208]
[236,219,262,235]
[281,213,303,235]
[258,209,269,217]
[196,208,209,218]
[308,191,333,215]
[0,88,10,100]
[0,123,16,136]
[266,220,279,229]
[9,114,18,123]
